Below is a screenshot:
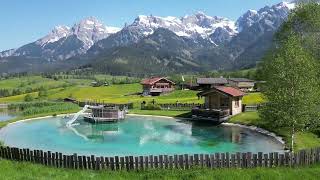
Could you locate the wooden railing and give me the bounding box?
[77,101,134,110]
[191,108,230,119]
[2,146,319,171]
[158,103,205,111]
[0,104,8,108]
[141,102,205,111]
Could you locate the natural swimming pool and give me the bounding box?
[0,115,284,156]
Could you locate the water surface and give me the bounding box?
[0,116,284,156]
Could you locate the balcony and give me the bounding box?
[191,108,230,123]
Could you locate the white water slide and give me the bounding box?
[66,105,89,127]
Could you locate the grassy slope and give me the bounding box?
[0,76,68,91]
[229,112,320,151]
[0,160,319,180]
[0,83,202,107]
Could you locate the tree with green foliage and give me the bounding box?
[260,34,320,152]
[38,87,48,98]
[24,94,34,102]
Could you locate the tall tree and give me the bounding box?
[260,34,320,152]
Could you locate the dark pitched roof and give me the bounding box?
[228,78,255,82]
[197,78,228,85]
[141,77,175,85]
[198,86,245,97]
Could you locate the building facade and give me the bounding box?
[141,77,175,96]
[228,78,255,92]
[197,86,245,116]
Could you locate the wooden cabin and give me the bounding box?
[141,77,175,96]
[84,105,125,123]
[196,86,245,116]
[228,78,255,92]
[196,78,228,90]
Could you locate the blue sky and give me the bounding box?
[0,0,285,51]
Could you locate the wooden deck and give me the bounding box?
[191,108,230,123]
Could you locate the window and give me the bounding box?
[220,97,229,107]
[235,98,240,108]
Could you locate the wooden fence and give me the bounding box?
[0,104,8,108]
[242,105,261,112]
[1,146,320,171]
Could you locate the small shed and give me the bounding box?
[141,77,175,96]
[197,86,245,116]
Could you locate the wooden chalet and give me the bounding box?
[141,77,175,96]
[228,78,255,92]
[192,86,245,122]
[196,78,228,90]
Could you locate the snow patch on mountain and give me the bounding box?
[36,25,71,46]
[236,2,295,32]
[71,17,121,49]
[35,17,120,50]
[0,49,16,58]
[121,12,238,45]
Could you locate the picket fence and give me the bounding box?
[1,146,320,171]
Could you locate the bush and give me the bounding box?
[142,102,161,110]
[24,94,34,102]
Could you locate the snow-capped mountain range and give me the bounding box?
[0,1,295,73]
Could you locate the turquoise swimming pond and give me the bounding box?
[0,115,284,156]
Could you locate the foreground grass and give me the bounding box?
[229,112,320,151]
[0,159,319,180]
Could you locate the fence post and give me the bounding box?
[165,155,169,169]
[205,154,210,168]
[231,154,235,168]
[253,154,257,168]
[115,156,120,170]
[274,152,279,167]
[215,153,220,168]
[269,153,274,167]
[210,154,215,169]
[263,154,268,167]
[174,155,179,168]
[169,156,173,169]
[236,153,241,168]
[149,155,154,169]
[139,156,144,170]
[120,157,125,170]
[144,156,149,169]
[125,156,129,171]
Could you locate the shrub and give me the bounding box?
[142,102,161,110]
[24,94,34,102]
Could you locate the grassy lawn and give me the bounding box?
[243,92,265,105]
[0,159,319,180]
[0,84,202,108]
[229,112,320,151]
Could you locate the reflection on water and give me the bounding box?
[0,109,16,122]
[0,116,284,156]
[71,120,120,141]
